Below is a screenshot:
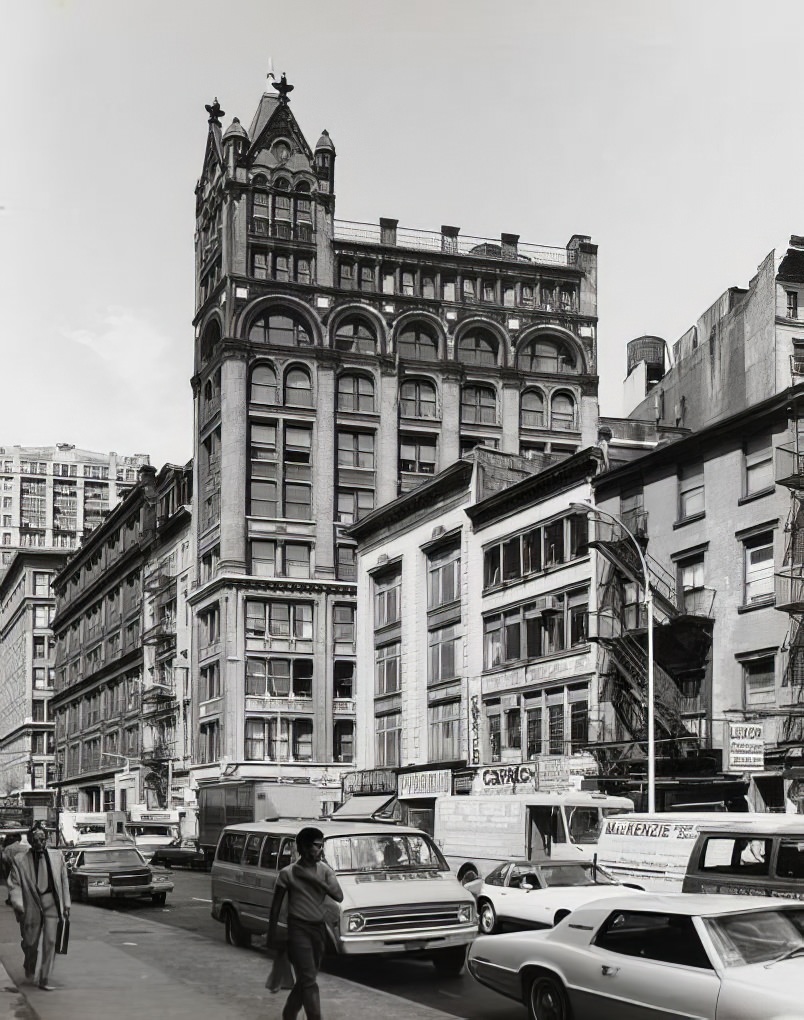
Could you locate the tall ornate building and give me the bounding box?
[189,76,600,807]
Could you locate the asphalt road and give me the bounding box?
[145,865,526,1020]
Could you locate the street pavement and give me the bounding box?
[0,893,462,1020]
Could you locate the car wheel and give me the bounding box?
[459,866,479,886]
[431,946,466,976]
[223,907,252,948]
[478,899,498,935]
[527,972,571,1020]
[151,892,167,907]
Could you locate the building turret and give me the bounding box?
[222,116,249,172]
[315,129,336,195]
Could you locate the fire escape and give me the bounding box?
[141,565,179,807]
[774,374,804,746]
[588,508,716,776]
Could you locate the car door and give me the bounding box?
[497,865,553,929]
[239,834,267,930]
[567,909,721,1020]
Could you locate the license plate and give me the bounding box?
[404,941,427,951]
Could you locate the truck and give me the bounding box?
[435,790,635,883]
[198,781,325,865]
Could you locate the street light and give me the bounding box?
[571,500,656,813]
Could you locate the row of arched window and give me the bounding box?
[240,362,578,431]
[232,312,584,374]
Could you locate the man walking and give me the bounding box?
[268,826,343,1020]
[8,823,70,990]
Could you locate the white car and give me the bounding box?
[466,859,641,934]
[468,892,804,1020]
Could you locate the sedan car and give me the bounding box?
[468,892,804,1020]
[150,838,208,870]
[465,860,639,934]
[67,845,174,905]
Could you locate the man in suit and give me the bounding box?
[8,823,70,990]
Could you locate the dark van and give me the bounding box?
[682,817,804,899]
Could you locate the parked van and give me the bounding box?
[597,811,786,891]
[211,819,476,974]
[435,791,634,883]
[682,816,804,899]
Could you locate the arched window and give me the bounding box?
[295,180,311,193]
[518,337,577,374]
[285,367,312,407]
[551,392,577,431]
[461,385,497,425]
[250,365,278,405]
[200,320,221,362]
[333,317,377,355]
[521,389,545,428]
[338,374,375,413]
[249,313,313,347]
[397,324,438,362]
[400,379,437,418]
[456,330,498,367]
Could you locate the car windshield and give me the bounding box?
[704,908,804,967]
[324,833,448,873]
[126,825,177,838]
[565,807,608,844]
[81,849,145,866]
[540,863,615,887]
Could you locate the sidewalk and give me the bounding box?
[0,897,459,1020]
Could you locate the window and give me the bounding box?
[550,392,576,431]
[399,436,437,475]
[199,604,220,646]
[744,435,773,497]
[246,600,313,641]
[251,539,277,576]
[376,712,401,767]
[679,554,706,614]
[333,605,355,644]
[430,701,460,761]
[337,431,374,469]
[526,707,542,758]
[246,658,313,698]
[483,516,586,589]
[334,661,354,699]
[337,488,374,524]
[296,258,312,285]
[34,606,54,628]
[678,462,705,520]
[284,426,312,519]
[428,624,460,684]
[397,325,438,362]
[374,571,401,628]
[518,337,576,374]
[461,384,497,425]
[284,367,312,406]
[284,543,310,578]
[199,721,220,764]
[337,374,375,413]
[334,720,354,763]
[422,276,435,300]
[521,389,545,428]
[462,278,476,301]
[488,714,501,762]
[742,655,775,699]
[483,589,587,668]
[744,533,774,605]
[506,708,521,749]
[200,661,221,700]
[333,317,377,355]
[375,642,401,695]
[788,291,798,319]
[336,544,356,580]
[442,278,456,302]
[359,265,375,292]
[456,329,498,367]
[274,255,289,282]
[400,379,437,418]
[428,545,460,609]
[249,313,312,347]
[249,423,278,517]
[33,572,49,596]
[401,270,415,296]
[594,911,712,969]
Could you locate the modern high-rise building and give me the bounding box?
[0,444,150,571]
[188,76,600,808]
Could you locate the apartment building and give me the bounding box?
[187,77,600,806]
[0,443,149,571]
[0,550,67,803]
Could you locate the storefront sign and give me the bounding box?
[480,764,537,789]
[525,652,592,684]
[453,770,475,794]
[727,723,765,772]
[398,770,452,799]
[342,769,397,796]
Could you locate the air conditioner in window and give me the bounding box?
[535,595,561,613]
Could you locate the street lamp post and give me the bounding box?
[571,500,656,813]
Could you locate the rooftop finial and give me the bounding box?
[272,73,294,106]
[266,57,275,90]
[205,97,225,126]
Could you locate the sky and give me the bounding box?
[2,0,802,468]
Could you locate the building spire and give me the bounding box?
[272,73,294,106]
[266,57,275,92]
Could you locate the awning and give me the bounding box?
[331,794,397,820]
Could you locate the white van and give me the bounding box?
[211,819,476,975]
[435,791,634,883]
[596,812,787,891]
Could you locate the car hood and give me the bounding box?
[337,871,473,910]
[74,863,151,875]
[716,961,804,1019]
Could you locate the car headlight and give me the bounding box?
[346,913,365,933]
[153,876,169,884]
[89,879,108,887]
[458,904,474,924]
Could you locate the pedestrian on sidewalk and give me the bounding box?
[8,823,70,991]
[1,835,24,905]
[267,826,343,1020]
